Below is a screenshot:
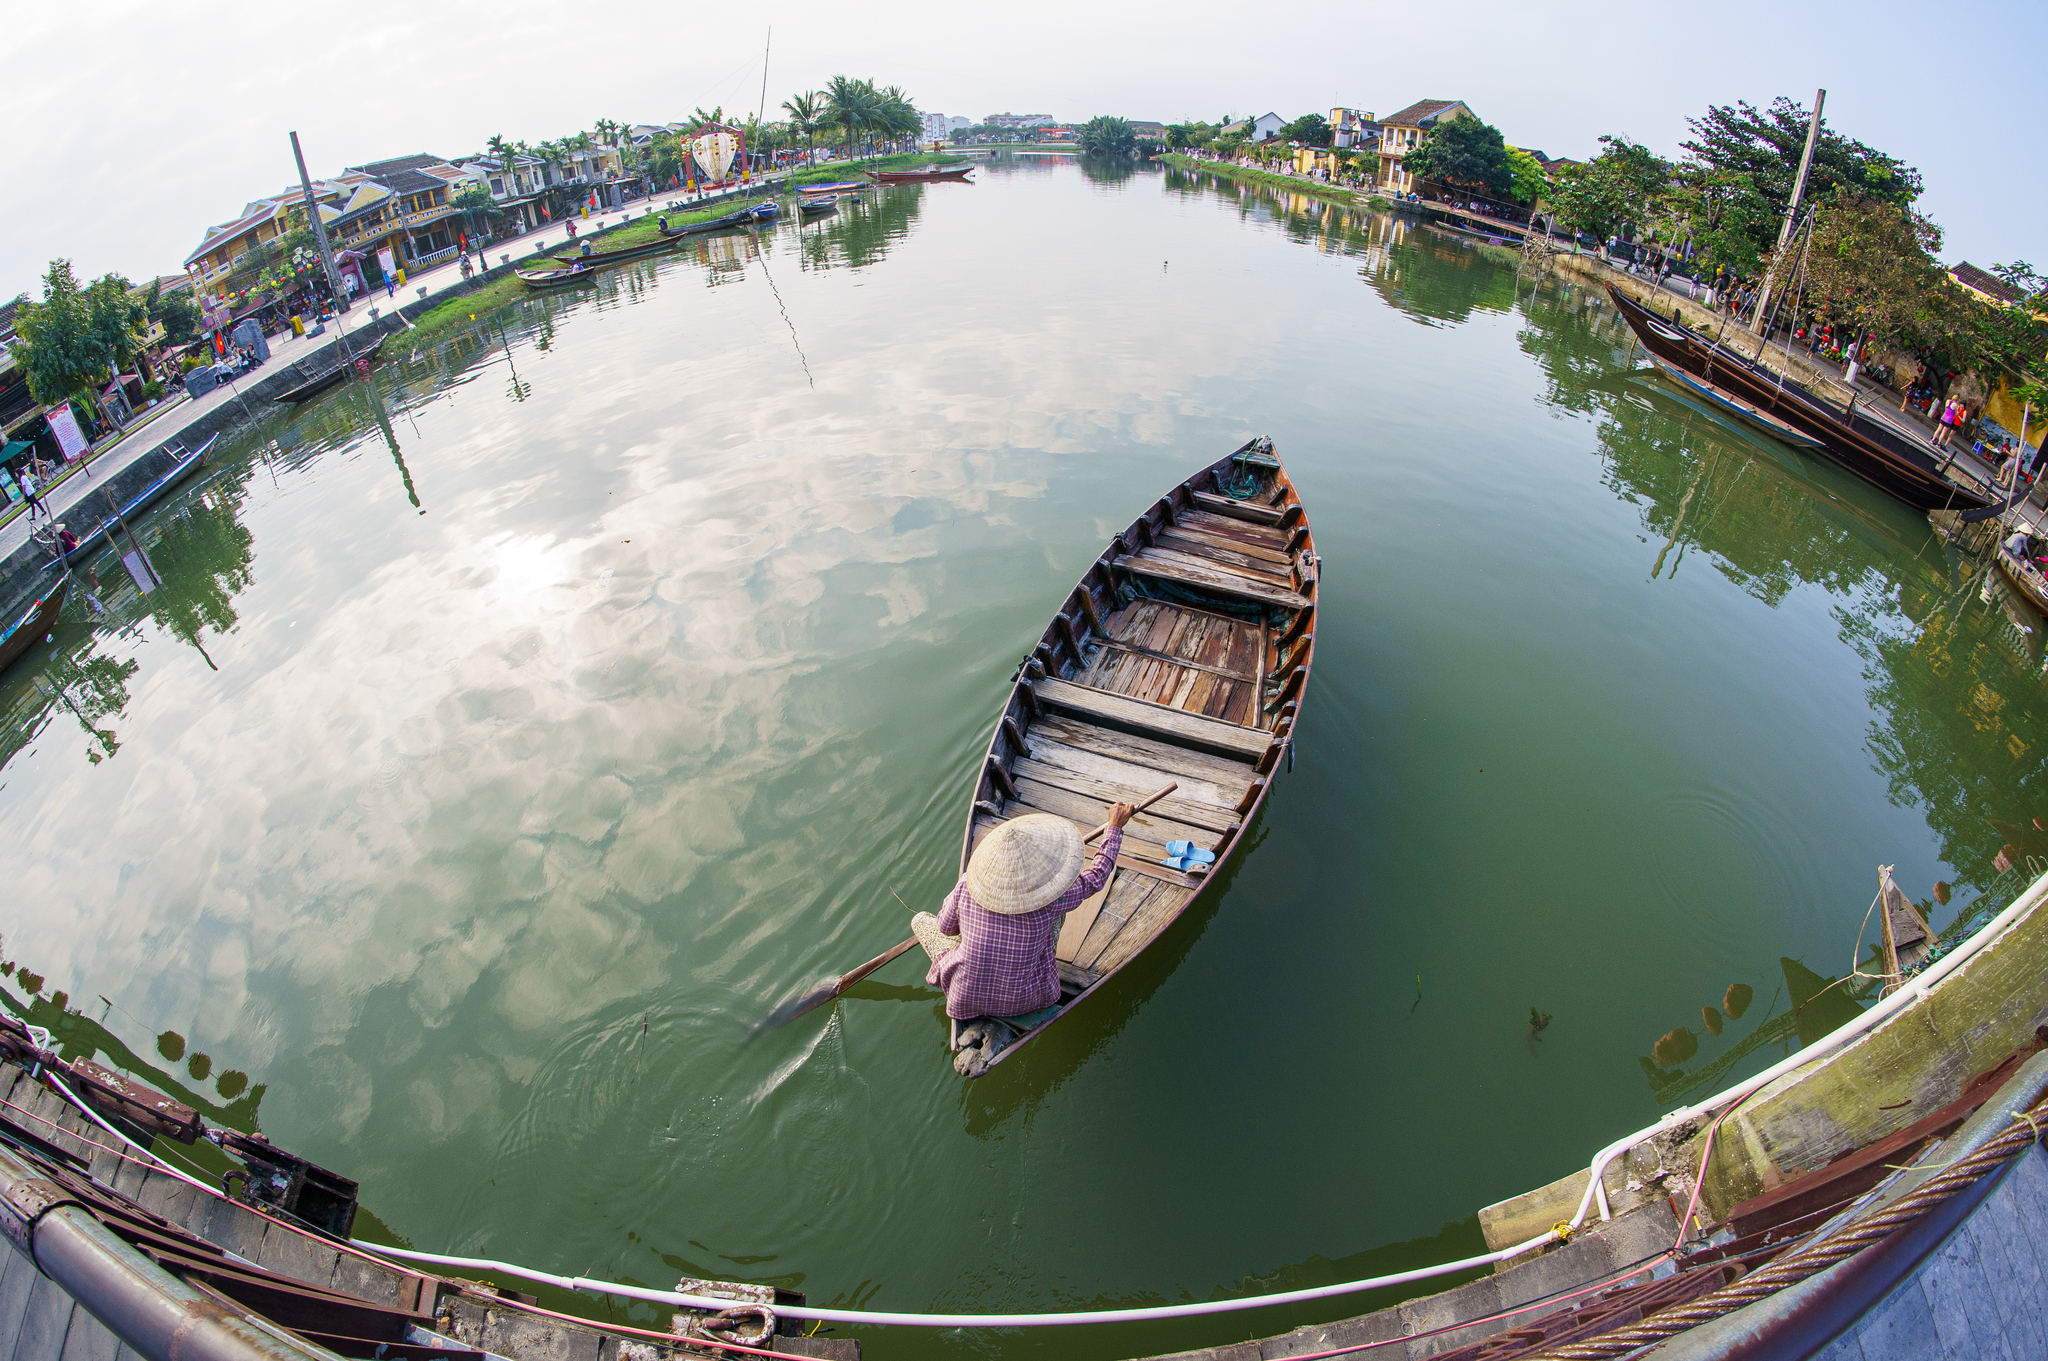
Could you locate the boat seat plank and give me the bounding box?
[1122,550,1313,612]
[1138,543,1297,591]
[1011,732,1246,811]
[1154,530,1295,580]
[1158,524,1293,565]
[1190,490,1286,525]
[1011,757,1239,832]
[1023,715,1257,795]
[1032,677,1270,760]
[1010,777,1225,855]
[1058,960,1100,991]
[1174,509,1291,547]
[1090,880,1193,975]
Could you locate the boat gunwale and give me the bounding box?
[42,433,221,568]
[953,438,1318,1075]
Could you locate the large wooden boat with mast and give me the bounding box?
[950,437,1318,1075]
[1607,285,1990,513]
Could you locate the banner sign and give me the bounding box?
[378,248,398,282]
[47,404,89,462]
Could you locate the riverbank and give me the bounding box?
[1156,153,1380,208]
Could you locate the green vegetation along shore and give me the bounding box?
[400,153,965,341]
[1156,153,1371,208]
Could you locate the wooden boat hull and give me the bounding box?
[1644,354,1828,450]
[275,339,385,403]
[797,196,841,216]
[43,435,219,569]
[869,167,972,183]
[656,203,779,240]
[0,580,66,676]
[953,439,1318,1075]
[1606,285,1987,512]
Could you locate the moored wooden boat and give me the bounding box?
[0,580,66,676]
[275,338,385,403]
[798,181,865,196]
[40,435,219,569]
[797,194,841,217]
[953,437,1318,1075]
[1643,354,1827,451]
[1996,537,2048,616]
[655,203,779,239]
[1606,285,1989,512]
[869,165,973,183]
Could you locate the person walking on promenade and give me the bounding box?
[1933,397,1959,449]
[18,467,49,522]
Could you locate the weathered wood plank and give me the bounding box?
[13,1275,78,1361]
[1092,879,1194,974]
[1099,641,1252,684]
[1058,960,1100,992]
[1024,715,1257,795]
[1033,677,1270,759]
[1076,875,1161,971]
[1122,551,1313,612]
[1012,758,1239,832]
[1056,870,1117,962]
[1154,531,1294,579]
[1141,544,1288,589]
[1010,777,1221,854]
[1176,508,1290,544]
[1190,490,1286,524]
[1158,524,1293,565]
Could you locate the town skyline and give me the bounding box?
[4,0,2041,302]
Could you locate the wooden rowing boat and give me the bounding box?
[655,203,780,239]
[1996,538,2048,616]
[797,195,842,217]
[952,437,1318,1075]
[274,338,385,403]
[869,166,972,184]
[1642,354,1826,451]
[0,580,66,676]
[798,181,865,196]
[42,434,220,569]
[1606,285,1988,512]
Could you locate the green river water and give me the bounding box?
[4,155,2045,1359]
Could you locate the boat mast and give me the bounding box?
[290,131,357,367]
[1750,88,1824,337]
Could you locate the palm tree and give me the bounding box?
[825,75,876,162]
[783,91,825,165]
[1076,116,1136,158]
[877,85,919,152]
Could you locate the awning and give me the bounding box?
[2,439,34,461]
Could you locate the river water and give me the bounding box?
[5,155,2044,1358]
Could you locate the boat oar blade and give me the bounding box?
[760,935,921,1030]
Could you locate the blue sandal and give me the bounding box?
[1163,841,1217,872]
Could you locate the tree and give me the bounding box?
[143,279,199,347]
[783,91,826,163]
[1505,147,1548,207]
[1796,194,1946,358]
[1673,97,1921,276]
[1547,136,1668,243]
[824,75,876,160]
[1076,115,1136,157]
[1401,116,1515,199]
[1279,113,1331,147]
[15,261,141,408]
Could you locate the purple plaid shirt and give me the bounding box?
[927,828,1122,1020]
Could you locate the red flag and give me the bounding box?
[542,204,551,219]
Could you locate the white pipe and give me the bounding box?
[44,1071,220,1198]
[1566,869,2048,1226]
[350,1231,1563,1327]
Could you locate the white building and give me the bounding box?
[920,111,951,144]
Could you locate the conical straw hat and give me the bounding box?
[966,814,1085,915]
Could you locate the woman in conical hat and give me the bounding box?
[913,802,1134,1025]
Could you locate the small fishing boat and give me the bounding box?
[1643,355,1826,451]
[514,264,603,290]
[797,181,865,197]
[1996,533,2048,616]
[1606,285,1989,512]
[40,434,220,569]
[0,581,66,676]
[274,338,386,403]
[948,437,1317,1075]
[797,194,842,217]
[655,203,779,240]
[869,165,973,184]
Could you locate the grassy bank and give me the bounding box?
[1156,154,1366,208]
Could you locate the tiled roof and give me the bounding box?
[1382,99,1465,128]
[349,153,447,176]
[1951,262,2021,304]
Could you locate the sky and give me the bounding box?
[4,0,2042,304]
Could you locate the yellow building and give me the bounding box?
[1375,99,1475,195]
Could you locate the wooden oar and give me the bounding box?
[763,782,1179,1027]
